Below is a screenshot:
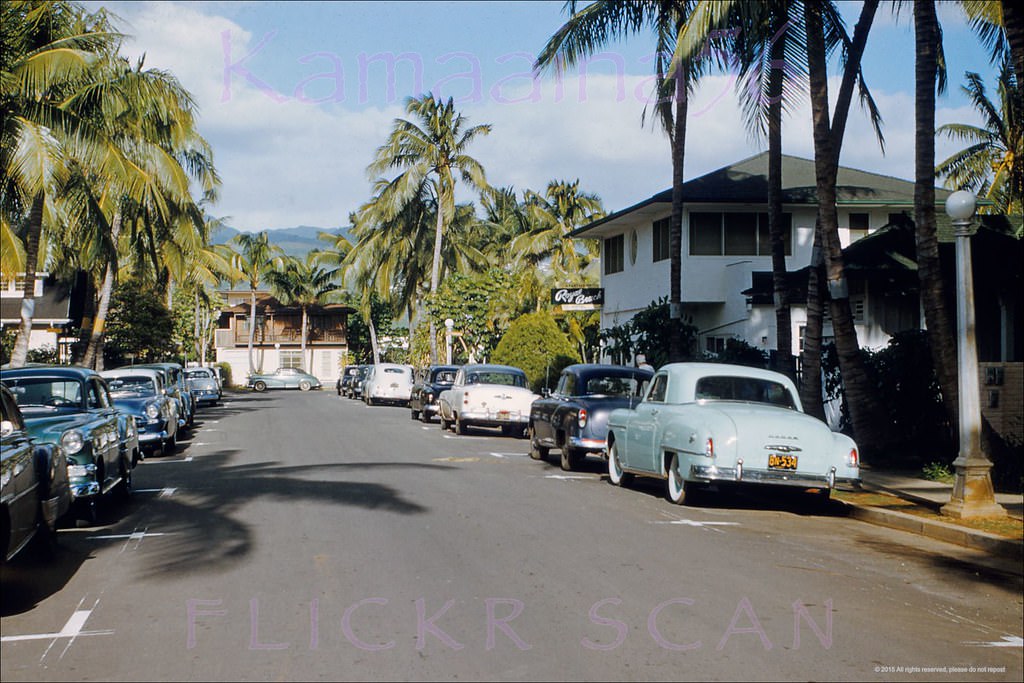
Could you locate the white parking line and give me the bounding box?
[0,610,113,643]
[544,474,591,480]
[965,636,1024,648]
[88,527,176,552]
[134,487,177,497]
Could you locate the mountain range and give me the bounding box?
[210,225,353,258]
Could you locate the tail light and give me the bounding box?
[704,437,714,457]
[463,391,470,405]
[577,409,588,429]
[847,448,859,468]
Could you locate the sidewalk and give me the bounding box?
[836,467,1023,562]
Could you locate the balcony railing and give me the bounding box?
[216,328,347,347]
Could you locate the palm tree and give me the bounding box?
[264,254,338,372]
[367,93,491,362]
[228,231,284,376]
[911,0,960,438]
[1,1,122,367]
[537,0,702,362]
[512,179,604,287]
[803,0,891,450]
[937,62,1022,217]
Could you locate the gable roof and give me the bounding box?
[571,152,953,237]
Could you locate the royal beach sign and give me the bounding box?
[551,288,604,311]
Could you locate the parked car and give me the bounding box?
[185,367,222,406]
[347,365,371,400]
[363,363,415,406]
[135,362,195,427]
[338,364,363,397]
[1,365,135,521]
[247,367,322,392]
[410,365,460,422]
[606,363,860,506]
[437,364,539,437]
[1,384,71,562]
[529,363,653,471]
[101,367,179,457]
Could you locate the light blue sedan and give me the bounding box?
[606,363,860,506]
[247,367,322,392]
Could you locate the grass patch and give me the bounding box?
[833,489,1024,541]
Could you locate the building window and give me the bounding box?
[849,212,869,242]
[689,212,791,256]
[280,350,303,369]
[705,336,729,356]
[604,234,624,274]
[653,218,670,262]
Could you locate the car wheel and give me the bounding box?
[116,457,133,501]
[411,408,420,420]
[163,433,177,457]
[607,441,632,486]
[253,380,267,392]
[419,408,430,424]
[560,444,580,472]
[299,380,311,391]
[76,497,100,526]
[666,452,690,505]
[455,414,468,435]
[528,426,549,461]
[439,410,450,431]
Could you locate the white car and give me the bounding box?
[362,363,415,406]
[437,364,540,437]
[606,363,860,506]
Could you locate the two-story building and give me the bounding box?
[572,152,959,356]
[0,272,86,363]
[214,290,356,385]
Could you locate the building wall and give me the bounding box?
[216,346,346,386]
[596,205,891,356]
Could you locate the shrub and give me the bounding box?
[215,361,233,388]
[492,311,579,392]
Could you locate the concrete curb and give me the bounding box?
[835,499,1024,562]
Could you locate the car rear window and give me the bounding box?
[583,375,644,397]
[694,376,796,409]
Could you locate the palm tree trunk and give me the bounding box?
[668,59,689,362]
[914,0,959,437]
[428,188,445,363]
[800,221,827,420]
[805,0,889,453]
[248,289,257,375]
[301,305,309,372]
[10,193,44,368]
[768,21,791,376]
[82,211,123,370]
[1003,1,1024,82]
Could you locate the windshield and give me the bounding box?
[433,370,456,384]
[185,369,212,380]
[107,376,157,397]
[3,377,83,408]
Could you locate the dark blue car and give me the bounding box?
[528,363,653,471]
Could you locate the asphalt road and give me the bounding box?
[2,390,1022,681]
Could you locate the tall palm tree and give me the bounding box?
[911,0,960,437]
[537,0,702,361]
[264,254,338,373]
[366,93,491,362]
[1,0,122,367]
[229,232,284,375]
[803,0,890,451]
[937,62,1023,217]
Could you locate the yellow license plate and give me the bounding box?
[768,454,798,470]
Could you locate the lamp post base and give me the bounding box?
[941,461,1007,519]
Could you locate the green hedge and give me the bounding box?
[492,311,579,392]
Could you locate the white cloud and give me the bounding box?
[97,1,987,232]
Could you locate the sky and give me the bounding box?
[85,1,1001,233]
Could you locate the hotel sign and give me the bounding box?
[551,288,604,311]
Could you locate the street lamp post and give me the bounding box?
[940,191,1006,519]
[444,318,454,365]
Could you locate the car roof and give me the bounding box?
[101,367,161,378]
[1,364,99,380]
[462,364,525,374]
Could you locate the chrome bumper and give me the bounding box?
[568,436,607,452]
[690,462,859,489]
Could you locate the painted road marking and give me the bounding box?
[88,527,176,552]
[965,636,1024,648]
[134,487,177,497]
[0,610,112,643]
[544,474,591,480]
